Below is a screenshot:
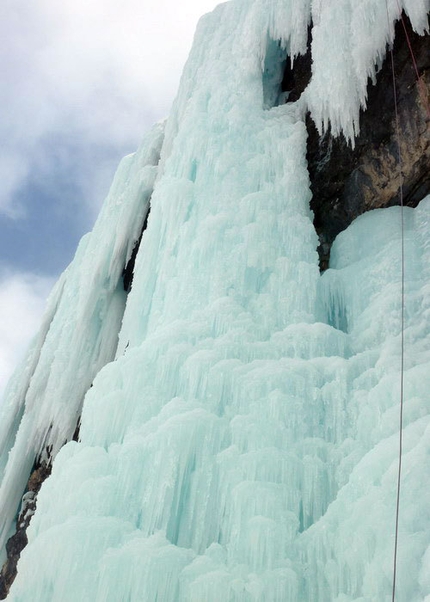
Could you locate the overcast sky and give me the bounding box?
[0,0,221,396]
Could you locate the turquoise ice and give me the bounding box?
[1,0,429,600]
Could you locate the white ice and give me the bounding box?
[1,0,429,600]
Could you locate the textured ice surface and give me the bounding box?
[0,121,165,554]
[1,0,430,600]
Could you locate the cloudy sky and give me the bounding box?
[0,0,220,396]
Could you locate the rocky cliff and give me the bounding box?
[306,15,430,268]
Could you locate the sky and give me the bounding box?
[0,0,221,396]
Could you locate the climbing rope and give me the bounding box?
[384,5,407,602]
[395,1,430,119]
[388,41,405,602]
[385,5,430,599]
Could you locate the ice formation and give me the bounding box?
[0,0,429,600]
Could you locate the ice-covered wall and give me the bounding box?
[1,0,430,600]
[0,122,164,558]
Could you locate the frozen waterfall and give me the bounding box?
[1,0,430,600]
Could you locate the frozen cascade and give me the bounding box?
[0,122,165,556]
[1,0,429,600]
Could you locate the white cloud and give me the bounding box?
[0,268,54,400]
[0,0,221,218]
[0,0,221,398]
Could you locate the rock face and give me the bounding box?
[122,207,151,293]
[0,462,52,599]
[306,15,430,268]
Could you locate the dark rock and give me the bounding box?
[283,27,313,103]
[0,461,52,599]
[122,205,151,293]
[307,15,430,269]
[72,417,81,442]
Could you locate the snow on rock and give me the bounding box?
[0,0,429,600]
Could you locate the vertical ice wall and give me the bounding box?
[306,201,430,601]
[0,121,165,556]
[1,0,429,600]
